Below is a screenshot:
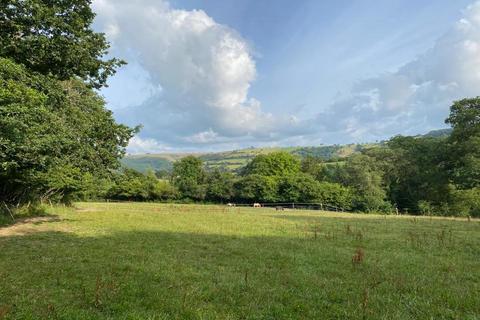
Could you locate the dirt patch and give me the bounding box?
[0,216,63,237]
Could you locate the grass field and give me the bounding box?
[0,203,479,319]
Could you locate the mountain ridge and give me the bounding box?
[121,128,452,173]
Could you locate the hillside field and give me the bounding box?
[121,144,367,173]
[120,129,452,173]
[0,202,478,319]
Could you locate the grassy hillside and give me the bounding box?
[0,202,478,319]
[121,144,368,173]
[121,129,451,173]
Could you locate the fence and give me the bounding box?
[233,202,350,213]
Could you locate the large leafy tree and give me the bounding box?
[0,58,134,204]
[171,156,207,200]
[0,0,124,89]
[277,173,320,203]
[0,0,134,206]
[336,154,390,212]
[383,136,449,212]
[206,170,235,202]
[234,174,278,203]
[445,97,480,189]
[242,151,300,177]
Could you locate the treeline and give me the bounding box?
[91,99,480,217]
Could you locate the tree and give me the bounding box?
[234,174,278,203]
[171,156,206,200]
[0,58,134,204]
[380,136,450,212]
[242,152,300,177]
[155,169,171,179]
[106,169,178,201]
[277,173,320,202]
[206,170,235,202]
[0,0,124,89]
[301,156,322,178]
[0,0,133,207]
[316,182,354,210]
[338,154,390,212]
[445,97,480,189]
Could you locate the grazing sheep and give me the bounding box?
[253,203,261,208]
[275,206,284,211]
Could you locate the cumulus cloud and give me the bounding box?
[93,0,310,150]
[126,136,172,154]
[316,1,480,142]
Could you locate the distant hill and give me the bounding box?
[419,128,452,138]
[120,144,373,173]
[121,129,451,173]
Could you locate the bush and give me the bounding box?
[317,182,355,210]
[278,173,320,203]
[418,200,433,215]
[234,174,278,203]
[448,188,480,217]
[106,169,178,201]
[206,170,235,202]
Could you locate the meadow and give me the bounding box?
[0,203,479,319]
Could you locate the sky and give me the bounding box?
[92,0,479,153]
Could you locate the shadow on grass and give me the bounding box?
[0,204,58,227]
[0,227,478,320]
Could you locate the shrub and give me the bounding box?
[234,174,278,203]
[317,182,355,210]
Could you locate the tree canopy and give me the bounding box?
[446,98,480,189]
[0,0,124,89]
[0,58,134,204]
[0,0,133,206]
[242,151,300,177]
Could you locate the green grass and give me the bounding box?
[0,203,479,319]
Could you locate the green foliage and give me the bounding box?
[0,58,134,204]
[336,154,390,212]
[171,156,207,200]
[206,170,235,202]
[0,0,125,89]
[277,173,320,203]
[371,136,450,212]
[300,156,323,179]
[0,0,132,207]
[235,174,278,202]
[448,187,480,217]
[73,173,112,201]
[155,169,171,179]
[446,97,480,189]
[417,200,433,215]
[242,151,300,177]
[107,169,178,201]
[317,182,354,210]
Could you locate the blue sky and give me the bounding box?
[93,0,479,152]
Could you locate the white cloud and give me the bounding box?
[184,129,219,144]
[318,1,480,142]
[95,0,480,151]
[93,0,309,150]
[126,136,171,154]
